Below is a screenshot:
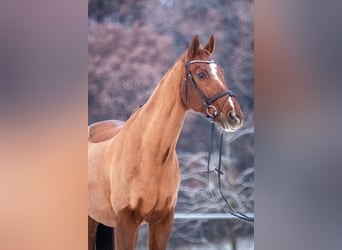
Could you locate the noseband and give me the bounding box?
[183,59,253,223]
[183,59,235,119]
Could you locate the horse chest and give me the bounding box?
[110,153,180,215]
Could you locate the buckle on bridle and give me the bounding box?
[206,105,218,118]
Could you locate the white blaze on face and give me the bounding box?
[228,96,236,117]
[209,63,225,88]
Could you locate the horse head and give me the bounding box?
[182,35,243,132]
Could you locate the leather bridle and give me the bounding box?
[206,120,254,224]
[183,59,254,224]
[183,59,235,119]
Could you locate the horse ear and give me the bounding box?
[204,35,215,54]
[187,35,200,60]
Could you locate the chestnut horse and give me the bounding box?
[88,35,243,250]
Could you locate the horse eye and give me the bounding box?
[197,72,207,80]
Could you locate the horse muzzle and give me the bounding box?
[218,108,243,132]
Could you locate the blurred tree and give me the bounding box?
[89,0,145,23]
[88,22,174,123]
[88,0,115,22]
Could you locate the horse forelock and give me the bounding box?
[177,46,212,65]
[197,47,212,58]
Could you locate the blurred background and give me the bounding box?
[2,0,341,250]
[88,0,254,249]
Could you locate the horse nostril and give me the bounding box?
[228,111,241,125]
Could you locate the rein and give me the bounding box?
[183,59,253,223]
[207,120,254,224]
[183,59,234,119]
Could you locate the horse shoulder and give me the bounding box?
[88,120,125,143]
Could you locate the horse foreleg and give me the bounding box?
[148,209,174,250]
[88,216,99,250]
[115,207,140,250]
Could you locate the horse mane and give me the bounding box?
[157,47,211,86]
[88,47,211,145]
[88,120,125,143]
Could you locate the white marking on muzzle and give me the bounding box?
[228,96,236,117]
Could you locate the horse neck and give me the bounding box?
[139,56,188,148]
